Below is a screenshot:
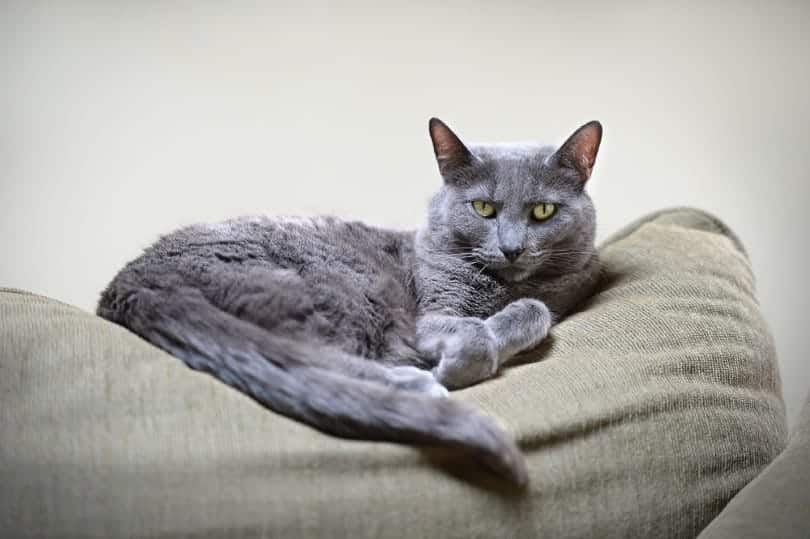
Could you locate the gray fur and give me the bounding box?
[97,119,603,486]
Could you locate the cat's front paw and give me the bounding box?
[387,365,449,398]
[419,317,498,390]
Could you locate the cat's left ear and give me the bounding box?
[550,121,603,182]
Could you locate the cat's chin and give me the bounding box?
[494,265,533,282]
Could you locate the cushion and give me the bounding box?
[0,208,787,538]
[697,391,810,539]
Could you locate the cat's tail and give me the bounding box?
[98,286,528,486]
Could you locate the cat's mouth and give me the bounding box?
[453,249,536,281]
[492,264,533,282]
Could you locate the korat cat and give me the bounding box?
[97,118,603,485]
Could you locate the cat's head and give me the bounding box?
[420,118,602,282]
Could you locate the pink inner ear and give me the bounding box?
[569,123,602,180]
[429,119,470,171]
[435,139,456,161]
[431,125,460,161]
[578,156,594,179]
[577,127,600,164]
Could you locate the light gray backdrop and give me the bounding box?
[2,1,808,426]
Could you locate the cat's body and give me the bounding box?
[97,119,603,485]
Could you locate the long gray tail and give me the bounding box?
[98,286,528,485]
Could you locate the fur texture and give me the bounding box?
[97,119,603,485]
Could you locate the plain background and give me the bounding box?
[2,2,808,426]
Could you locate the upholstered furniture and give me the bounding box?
[2,209,805,538]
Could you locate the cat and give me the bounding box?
[97,118,603,486]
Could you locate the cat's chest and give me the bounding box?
[415,263,515,318]
[415,259,571,319]
[461,275,554,317]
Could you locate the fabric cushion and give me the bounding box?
[0,208,787,538]
[697,392,810,539]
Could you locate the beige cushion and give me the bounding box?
[698,391,810,539]
[0,208,787,538]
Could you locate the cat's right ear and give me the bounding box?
[429,118,474,179]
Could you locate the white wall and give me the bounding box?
[2,1,808,425]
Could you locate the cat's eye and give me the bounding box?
[532,203,556,221]
[472,200,496,218]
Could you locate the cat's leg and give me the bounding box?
[416,314,499,390]
[210,265,447,397]
[386,365,449,397]
[417,299,551,389]
[484,298,552,363]
[326,349,448,398]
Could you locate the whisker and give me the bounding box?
[474,263,491,279]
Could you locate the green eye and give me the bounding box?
[472,200,496,218]
[532,202,556,221]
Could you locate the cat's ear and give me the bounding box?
[550,121,603,182]
[428,118,474,177]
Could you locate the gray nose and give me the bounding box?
[501,247,524,263]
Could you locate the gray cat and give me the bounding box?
[97,118,603,485]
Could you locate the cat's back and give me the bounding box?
[99,215,421,357]
[113,215,414,287]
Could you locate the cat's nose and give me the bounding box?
[500,247,524,263]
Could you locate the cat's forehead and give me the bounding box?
[468,142,554,162]
[469,142,557,183]
[464,142,568,199]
